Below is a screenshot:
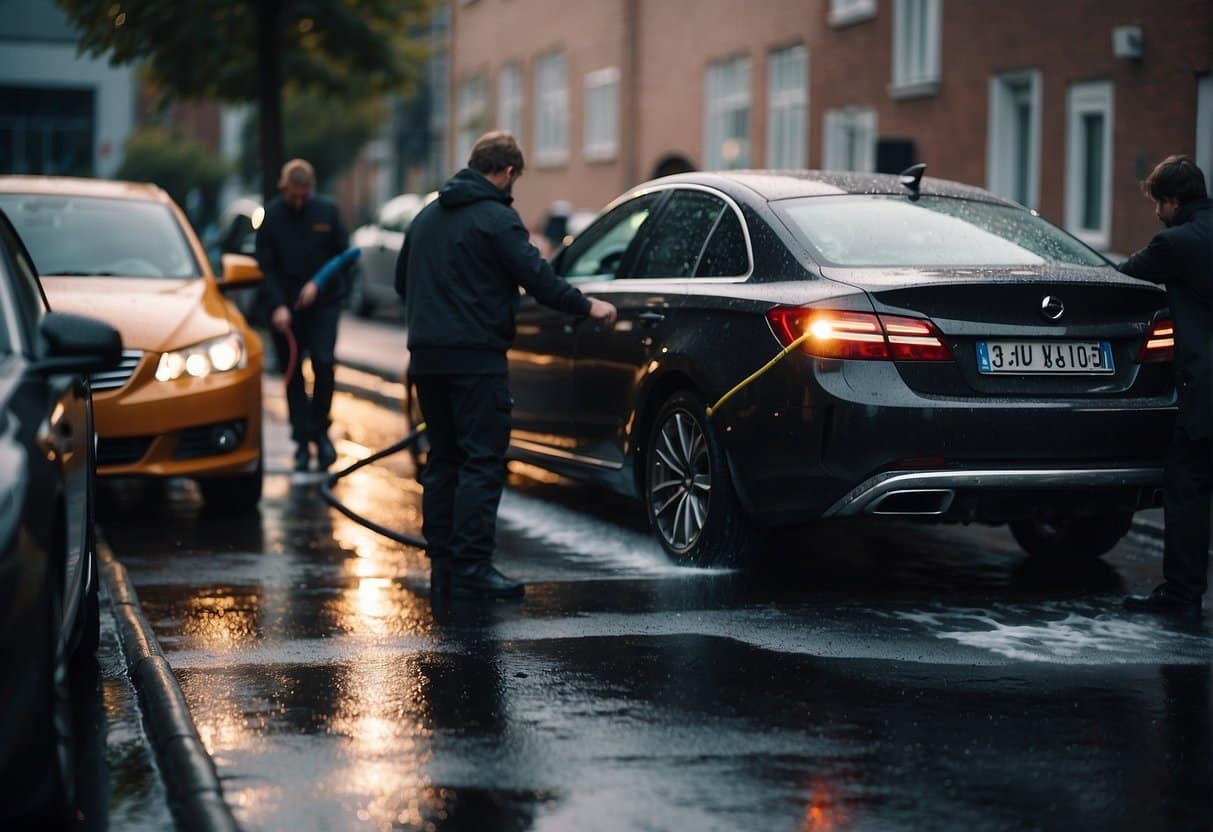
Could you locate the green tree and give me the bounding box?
[57,0,432,201]
[116,127,229,227]
[238,88,385,193]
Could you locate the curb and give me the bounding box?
[99,540,240,832]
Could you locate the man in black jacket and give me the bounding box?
[1120,155,1212,618]
[256,159,350,473]
[396,132,617,599]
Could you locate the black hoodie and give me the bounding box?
[396,168,591,375]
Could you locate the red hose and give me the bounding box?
[283,326,299,389]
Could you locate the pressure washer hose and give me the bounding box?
[318,330,807,548]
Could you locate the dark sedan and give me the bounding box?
[0,210,121,824]
[504,170,1174,565]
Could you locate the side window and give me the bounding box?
[696,207,749,277]
[0,215,44,354]
[630,190,725,279]
[562,193,660,278]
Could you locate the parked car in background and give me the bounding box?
[504,170,1175,566]
[349,192,431,317]
[0,209,121,825]
[0,177,266,512]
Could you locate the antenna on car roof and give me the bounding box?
[898,163,926,200]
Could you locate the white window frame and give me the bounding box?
[891,0,941,98]
[986,69,1041,210]
[583,66,620,162]
[704,55,752,170]
[1065,80,1115,250]
[767,44,808,169]
[822,106,877,172]
[454,73,487,170]
[1197,74,1212,184]
[829,0,876,27]
[497,63,523,140]
[533,51,569,167]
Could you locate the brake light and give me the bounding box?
[766,307,951,361]
[1138,319,1174,363]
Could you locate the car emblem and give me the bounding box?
[1040,295,1065,321]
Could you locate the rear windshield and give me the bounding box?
[774,194,1108,268]
[0,193,200,278]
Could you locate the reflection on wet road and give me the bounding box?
[98,389,1213,831]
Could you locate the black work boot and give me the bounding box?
[316,435,338,469]
[450,561,525,599]
[293,444,311,472]
[1123,584,1202,619]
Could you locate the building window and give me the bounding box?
[767,45,808,169]
[1065,81,1114,249]
[987,70,1041,209]
[1197,74,1212,183]
[823,106,876,172]
[497,63,523,140]
[583,67,620,162]
[704,55,751,170]
[891,0,941,97]
[534,52,569,167]
[829,0,876,27]
[454,73,487,170]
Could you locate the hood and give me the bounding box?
[40,276,232,352]
[438,168,511,210]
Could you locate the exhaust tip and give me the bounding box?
[869,489,955,516]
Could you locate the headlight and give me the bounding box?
[155,333,246,381]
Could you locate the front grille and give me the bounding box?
[90,349,144,393]
[97,435,153,467]
[174,419,247,460]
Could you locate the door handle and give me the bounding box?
[637,311,666,323]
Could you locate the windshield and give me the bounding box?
[0,193,200,278]
[774,194,1108,268]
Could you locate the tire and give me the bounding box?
[198,455,263,513]
[643,390,762,565]
[1009,510,1134,561]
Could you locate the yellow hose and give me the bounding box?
[705,332,812,417]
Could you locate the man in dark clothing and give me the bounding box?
[256,158,350,472]
[1120,155,1212,619]
[396,132,617,599]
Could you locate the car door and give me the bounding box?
[572,187,738,468]
[510,191,664,461]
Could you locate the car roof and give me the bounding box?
[0,175,168,203]
[647,169,1017,207]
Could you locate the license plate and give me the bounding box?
[976,341,1115,374]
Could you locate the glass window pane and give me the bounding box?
[1081,113,1104,230]
[563,194,659,278]
[696,207,748,277]
[631,191,724,279]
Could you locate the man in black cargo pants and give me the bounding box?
[396,132,616,599]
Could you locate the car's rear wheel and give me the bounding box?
[644,391,761,565]
[198,454,263,512]
[1008,509,1134,561]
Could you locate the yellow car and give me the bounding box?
[0,177,265,511]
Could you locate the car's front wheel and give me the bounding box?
[1008,509,1134,561]
[644,391,762,566]
[197,455,263,513]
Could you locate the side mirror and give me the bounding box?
[34,312,123,375]
[219,253,263,290]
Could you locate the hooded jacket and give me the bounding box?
[1119,198,1212,438]
[396,168,591,375]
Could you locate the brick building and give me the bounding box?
[450,0,1212,254]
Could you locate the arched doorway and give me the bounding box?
[651,154,696,179]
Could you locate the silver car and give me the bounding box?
[349,193,430,317]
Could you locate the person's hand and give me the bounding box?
[295,281,318,310]
[587,297,618,328]
[271,305,292,333]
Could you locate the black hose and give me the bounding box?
[319,428,428,548]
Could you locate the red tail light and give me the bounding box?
[1138,319,1174,363]
[766,307,951,362]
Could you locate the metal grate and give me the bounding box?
[90,349,144,393]
[174,419,246,460]
[97,435,153,467]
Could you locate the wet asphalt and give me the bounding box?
[90,349,1213,832]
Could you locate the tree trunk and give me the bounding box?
[256,0,287,203]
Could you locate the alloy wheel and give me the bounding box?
[648,409,712,552]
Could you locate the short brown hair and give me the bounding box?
[1142,155,1207,204]
[279,158,315,189]
[468,132,525,175]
